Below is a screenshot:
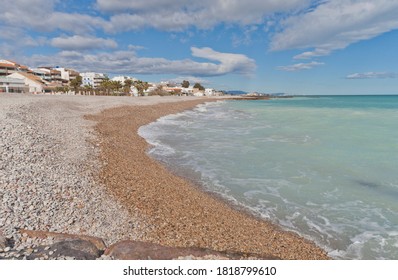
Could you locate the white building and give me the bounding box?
[0,59,31,76]
[7,72,47,93]
[181,86,195,95]
[80,72,107,88]
[31,68,51,81]
[205,88,216,96]
[51,67,80,82]
[0,76,27,93]
[111,75,137,84]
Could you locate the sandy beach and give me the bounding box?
[0,93,329,259]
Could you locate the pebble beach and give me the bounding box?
[0,93,329,260]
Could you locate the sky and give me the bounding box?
[1,0,398,95]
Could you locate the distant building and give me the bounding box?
[81,72,107,88]
[0,59,32,76]
[0,76,27,93]
[205,88,216,96]
[31,68,52,82]
[52,67,80,82]
[7,72,49,93]
[181,86,196,95]
[34,67,67,85]
[111,76,136,84]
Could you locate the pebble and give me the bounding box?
[0,95,329,260]
[0,95,146,259]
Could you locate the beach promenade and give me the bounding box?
[0,94,329,259]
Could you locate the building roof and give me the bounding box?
[0,59,17,65]
[0,62,17,68]
[50,69,61,74]
[11,72,46,85]
[0,76,25,84]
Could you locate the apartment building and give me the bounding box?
[81,72,107,88]
[0,60,31,76]
[0,76,28,93]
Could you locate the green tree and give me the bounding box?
[181,80,190,88]
[124,79,133,95]
[193,82,205,91]
[70,76,82,94]
[62,85,70,94]
[83,84,94,95]
[99,78,111,95]
[133,80,149,96]
[111,80,123,95]
[55,86,64,93]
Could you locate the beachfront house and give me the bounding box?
[7,72,47,93]
[81,72,107,88]
[52,67,80,83]
[205,88,216,96]
[31,68,52,82]
[0,76,27,93]
[0,59,32,76]
[111,75,137,84]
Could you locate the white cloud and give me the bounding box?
[51,35,117,50]
[0,26,47,47]
[232,26,259,47]
[346,72,398,79]
[1,0,106,34]
[22,47,256,77]
[100,0,309,32]
[293,48,332,60]
[271,0,398,59]
[191,47,256,75]
[96,0,188,12]
[277,61,324,72]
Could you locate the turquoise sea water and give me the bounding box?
[138,96,398,259]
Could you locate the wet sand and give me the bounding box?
[89,99,330,260]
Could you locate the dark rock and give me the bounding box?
[0,231,7,250]
[28,240,102,260]
[19,229,106,251]
[104,240,278,260]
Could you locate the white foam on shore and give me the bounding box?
[137,96,398,260]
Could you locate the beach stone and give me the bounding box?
[28,240,101,260]
[0,232,7,250]
[104,240,277,260]
[51,240,101,260]
[19,229,106,251]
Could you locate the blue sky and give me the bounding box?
[1,0,398,95]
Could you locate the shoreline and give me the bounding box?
[0,94,329,259]
[89,98,329,260]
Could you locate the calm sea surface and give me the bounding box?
[139,96,398,259]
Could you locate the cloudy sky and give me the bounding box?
[1,0,398,94]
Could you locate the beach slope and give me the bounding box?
[89,99,329,260]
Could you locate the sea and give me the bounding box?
[138,95,398,260]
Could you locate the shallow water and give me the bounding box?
[139,96,398,259]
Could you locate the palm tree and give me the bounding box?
[124,79,133,96]
[99,78,111,95]
[110,81,123,95]
[133,80,149,96]
[70,76,82,94]
[83,84,94,95]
